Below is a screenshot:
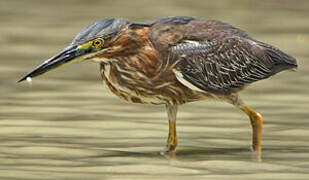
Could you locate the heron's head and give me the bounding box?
[18,18,150,82]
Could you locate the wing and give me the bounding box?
[172,37,296,95]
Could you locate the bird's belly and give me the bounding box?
[100,63,166,104]
[100,63,211,105]
[102,79,165,104]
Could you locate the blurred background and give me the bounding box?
[1,0,309,179]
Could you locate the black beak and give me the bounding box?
[18,45,88,83]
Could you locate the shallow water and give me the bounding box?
[1,0,309,179]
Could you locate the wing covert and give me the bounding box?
[172,37,274,94]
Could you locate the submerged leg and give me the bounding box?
[226,94,263,152]
[163,104,178,153]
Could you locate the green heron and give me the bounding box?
[18,17,297,154]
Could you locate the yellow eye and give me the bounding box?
[92,39,104,48]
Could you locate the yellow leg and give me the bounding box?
[240,105,263,152]
[165,120,178,152]
[226,94,263,158]
[163,104,178,153]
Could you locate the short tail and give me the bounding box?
[260,42,298,75]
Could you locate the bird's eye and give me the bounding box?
[92,39,104,48]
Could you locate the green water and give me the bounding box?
[1,0,309,179]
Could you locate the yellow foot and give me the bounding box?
[251,149,262,162]
[251,144,261,152]
[163,143,177,153]
[250,143,262,162]
[160,144,177,160]
[160,135,178,155]
[160,150,177,161]
[160,148,176,156]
